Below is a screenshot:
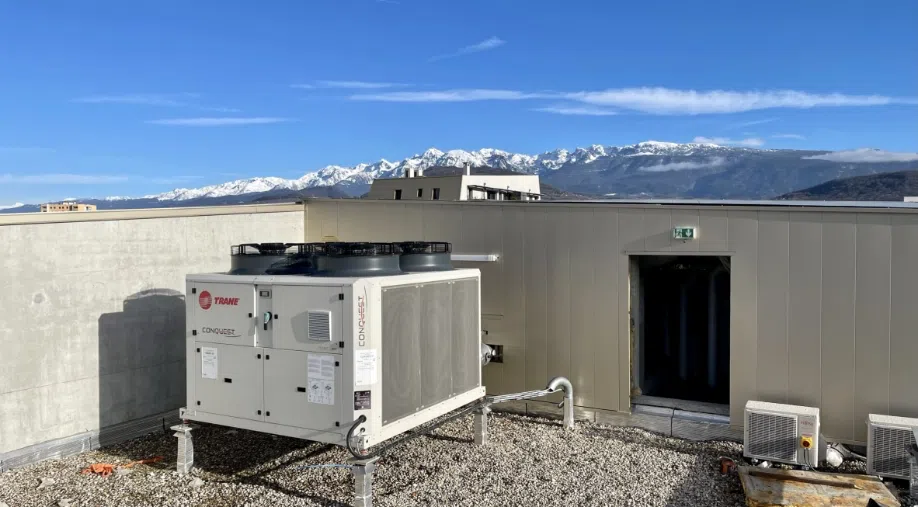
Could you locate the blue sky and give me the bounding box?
[1,0,916,204]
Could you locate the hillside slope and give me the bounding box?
[777,169,918,201]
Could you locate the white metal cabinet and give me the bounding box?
[263,348,342,429]
[194,342,265,421]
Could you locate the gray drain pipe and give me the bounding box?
[546,376,574,429]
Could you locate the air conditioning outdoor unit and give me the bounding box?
[744,401,821,466]
[867,414,918,480]
[180,242,486,454]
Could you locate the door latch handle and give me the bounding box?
[263,311,273,331]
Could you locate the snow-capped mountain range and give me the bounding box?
[142,141,739,201]
[3,141,917,214]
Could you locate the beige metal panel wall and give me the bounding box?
[304,199,918,440]
[889,214,918,417]
[820,214,858,440]
[853,214,892,442]
[727,211,759,425]
[593,208,622,412]
[0,208,304,454]
[786,213,823,408]
[755,212,790,404]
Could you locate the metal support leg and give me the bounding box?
[349,456,379,507]
[171,423,197,475]
[474,405,492,445]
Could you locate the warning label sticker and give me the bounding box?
[201,347,218,379]
[308,379,335,405]
[355,350,377,386]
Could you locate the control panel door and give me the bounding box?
[263,348,342,430]
[194,343,264,421]
[271,285,344,353]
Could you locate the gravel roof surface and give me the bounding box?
[0,412,864,507]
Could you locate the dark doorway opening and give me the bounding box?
[634,255,730,408]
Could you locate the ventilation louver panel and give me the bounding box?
[744,401,820,466]
[307,311,331,342]
[868,414,918,480]
[746,411,798,463]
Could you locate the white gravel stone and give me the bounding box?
[0,412,878,507]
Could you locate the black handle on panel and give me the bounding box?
[263,311,272,331]
[224,378,233,383]
[297,387,306,393]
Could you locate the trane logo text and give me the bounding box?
[198,290,240,310]
[357,295,367,347]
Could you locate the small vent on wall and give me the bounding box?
[746,411,797,463]
[308,311,332,341]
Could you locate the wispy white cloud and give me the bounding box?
[351,86,916,115]
[351,89,540,102]
[803,149,918,163]
[640,157,727,173]
[533,105,619,116]
[0,173,128,184]
[428,36,506,62]
[772,133,807,140]
[293,81,409,90]
[564,88,906,115]
[146,117,293,126]
[74,93,196,107]
[728,117,779,129]
[0,202,25,210]
[693,136,765,147]
[74,93,240,113]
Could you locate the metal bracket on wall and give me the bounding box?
[451,254,500,262]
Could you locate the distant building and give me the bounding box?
[905,196,918,202]
[367,163,541,201]
[40,201,97,213]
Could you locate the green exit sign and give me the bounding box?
[673,227,697,240]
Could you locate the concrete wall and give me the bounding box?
[0,204,304,454]
[304,199,918,444]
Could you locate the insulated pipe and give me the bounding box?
[546,376,575,429]
[707,266,726,389]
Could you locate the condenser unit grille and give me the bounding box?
[307,311,331,341]
[747,412,798,462]
[871,426,915,478]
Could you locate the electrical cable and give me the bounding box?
[344,384,567,460]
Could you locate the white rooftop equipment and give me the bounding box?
[175,241,574,506]
[744,401,822,467]
[180,241,486,454]
[867,413,918,480]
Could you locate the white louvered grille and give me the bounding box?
[871,425,915,479]
[307,311,331,341]
[747,411,797,462]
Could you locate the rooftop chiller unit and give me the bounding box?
[180,241,486,453]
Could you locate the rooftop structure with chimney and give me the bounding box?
[366,162,541,201]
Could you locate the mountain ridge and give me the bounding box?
[4,141,918,213]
